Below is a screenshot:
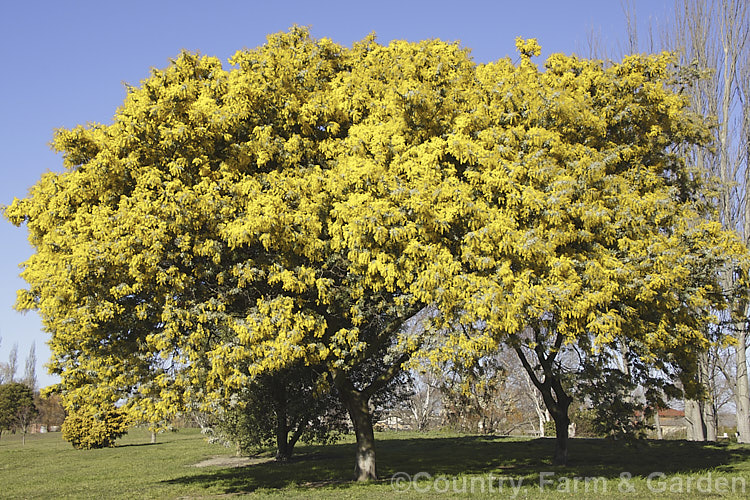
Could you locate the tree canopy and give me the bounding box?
[4,27,746,477]
[421,40,747,463]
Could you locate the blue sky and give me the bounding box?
[0,0,671,388]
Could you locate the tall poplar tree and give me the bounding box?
[669,0,750,444]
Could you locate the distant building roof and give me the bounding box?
[658,408,684,418]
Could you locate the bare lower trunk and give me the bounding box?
[736,326,750,442]
[274,419,304,461]
[150,430,156,444]
[539,412,547,438]
[274,379,290,461]
[271,378,304,461]
[274,442,292,461]
[685,399,706,441]
[353,422,376,481]
[552,407,570,466]
[348,392,377,481]
[700,352,718,441]
[524,368,548,437]
[702,401,718,442]
[338,383,377,481]
[275,414,291,461]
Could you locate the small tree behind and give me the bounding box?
[35,393,65,431]
[204,363,348,461]
[438,352,526,434]
[0,382,38,444]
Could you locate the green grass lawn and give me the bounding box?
[2,428,750,498]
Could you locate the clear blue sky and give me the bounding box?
[0,0,671,388]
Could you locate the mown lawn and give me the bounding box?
[2,428,750,498]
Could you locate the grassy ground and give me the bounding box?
[2,428,750,498]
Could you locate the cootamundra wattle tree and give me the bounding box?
[3,28,476,480]
[418,39,748,464]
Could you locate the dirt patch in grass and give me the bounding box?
[192,455,272,468]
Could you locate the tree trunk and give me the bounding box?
[273,417,305,461]
[654,410,663,440]
[275,415,291,461]
[525,371,549,438]
[514,334,572,466]
[700,352,718,442]
[336,380,377,481]
[685,399,706,441]
[735,326,750,442]
[685,401,696,441]
[271,378,295,462]
[349,394,377,481]
[539,412,547,438]
[150,430,156,444]
[702,401,718,441]
[551,405,570,466]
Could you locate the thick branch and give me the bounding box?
[289,417,306,449]
[363,348,414,399]
[515,346,544,392]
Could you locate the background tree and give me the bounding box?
[396,365,444,432]
[0,382,38,444]
[0,343,36,389]
[203,362,348,461]
[616,0,750,444]
[437,349,527,434]
[670,0,750,444]
[22,342,36,390]
[0,342,18,384]
[576,345,679,440]
[34,393,65,431]
[61,403,129,449]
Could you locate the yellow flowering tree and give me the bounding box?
[3,27,745,476]
[3,28,477,479]
[417,41,747,464]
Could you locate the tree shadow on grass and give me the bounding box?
[116,441,165,448]
[163,435,750,495]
